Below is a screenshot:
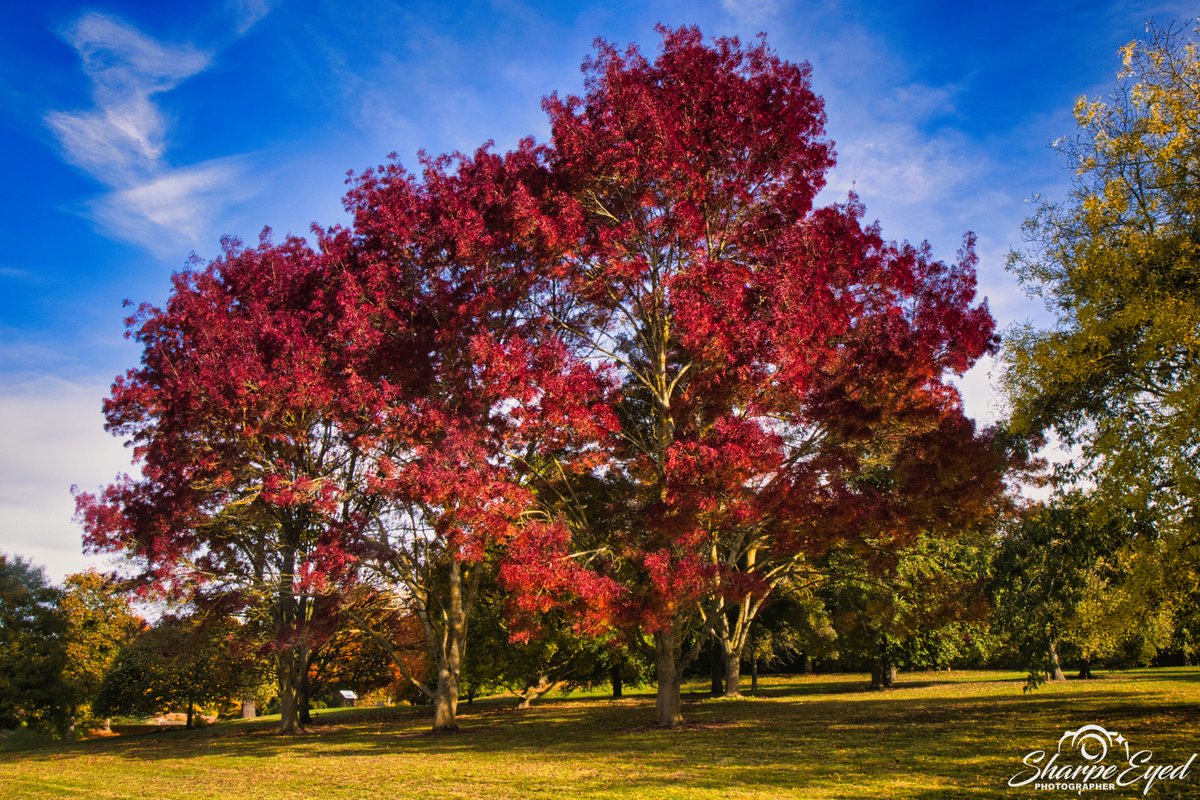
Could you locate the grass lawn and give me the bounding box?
[2,669,1198,799]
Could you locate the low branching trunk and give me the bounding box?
[611,664,623,699]
[515,676,552,710]
[1048,640,1067,682]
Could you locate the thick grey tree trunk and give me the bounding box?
[277,647,303,733]
[653,631,683,727]
[724,650,743,697]
[432,559,468,732]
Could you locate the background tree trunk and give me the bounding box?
[1048,640,1067,681]
[870,660,895,690]
[709,644,723,696]
[611,664,623,699]
[298,664,312,726]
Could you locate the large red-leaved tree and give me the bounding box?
[501,26,1000,725]
[74,233,372,733]
[330,143,615,731]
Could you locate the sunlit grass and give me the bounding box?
[2,669,1198,799]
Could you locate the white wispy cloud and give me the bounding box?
[45,12,255,255]
[719,0,791,24]
[91,157,255,254]
[229,0,273,35]
[46,13,210,182]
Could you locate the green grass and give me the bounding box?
[2,669,1199,799]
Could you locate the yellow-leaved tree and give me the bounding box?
[1004,21,1200,665]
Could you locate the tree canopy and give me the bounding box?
[1005,22,1200,537]
[71,25,1036,732]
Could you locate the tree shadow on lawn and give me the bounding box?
[7,680,1197,800]
[35,686,1187,760]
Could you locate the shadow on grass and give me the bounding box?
[6,670,1198,800]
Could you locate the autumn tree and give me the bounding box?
[334,144,614,731]
[60,570,143,735]
[75,234,373,733]
[1004,22,1200,593]
[504,27,998,724]
[307,585,428,707]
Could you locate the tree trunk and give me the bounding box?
[516,676,551,710]
[241,698,256,719]
[186,696,195,730]
[1078,656,1094,680]
[1048,640,1067,682]
[870,635,895,690]
[751,656,759,693]
[277,647,302,733]
[611,664,623,699]
[432,669,458,731]
[653,630,683,727]
[715,607,744,698]
[432,559,467,733]
[66,708,77,740]
[709,644,724,696]
[870,659,895,689]
[802,654,813,675]
[724,650,743,697]
[298,666,312,726]
[102,717,112,733]
[275,541,306,734]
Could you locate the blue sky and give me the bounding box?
[1,0,1192,580]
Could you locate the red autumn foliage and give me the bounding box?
[495,26,1002,722]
